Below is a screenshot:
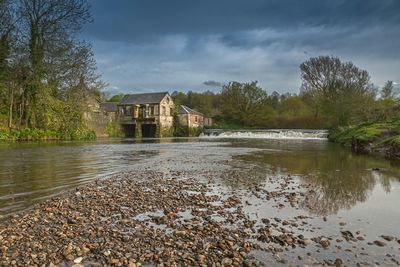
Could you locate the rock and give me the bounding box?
[174,230,187,236]
[222,258,233,265]
[128,262,137,267]
[341,230,354,241]
[103,250,111,256]
[320,239,330,249]
[339,222,346,226]
[74,257,83,264]
[302,239,311,246]
[261,218,270,224]
[110,258,120,265]
[243,260,253,267]
[374,240,386,247]
[197,255,206,263]
[381,235,394,242]
[334,258,343,267]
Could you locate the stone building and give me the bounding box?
[178,105,205,128]
[99,102,118,117]
[117,92,174,137]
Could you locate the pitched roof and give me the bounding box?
[119,92,169,105]
[179,105,204,116]
[100,102,118,112]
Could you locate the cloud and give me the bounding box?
[85,1,400,94]
[86,0,400,42]
[203,80,223,87]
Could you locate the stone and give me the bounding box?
[74,257,83,264]
[374,240,386,247]
[320,239,330,248]
[197,255,206,263]
[222,258,233,265]
[334,258,343,267]
[103,250,111,256]
[381,235,394,242]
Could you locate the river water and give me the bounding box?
[1,130,400,219]
[1,130,400,264]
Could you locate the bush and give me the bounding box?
[0,127,96,142]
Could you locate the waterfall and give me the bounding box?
[200,129,328,140]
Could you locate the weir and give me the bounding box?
[200,129,329,140]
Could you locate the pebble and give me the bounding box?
[320,239,330,248]
[0,169,395,266]
[334,258,343,267]
[374,240,386,247]
[381,235,394,242]
[103,250,111,256]
[198,255,206,263]
[74,257,83,263]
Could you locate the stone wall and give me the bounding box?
[84,112,115,138]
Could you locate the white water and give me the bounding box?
[200,129,328,140]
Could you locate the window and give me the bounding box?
[162,106,166,116]
[194,115,198,122]
[149,106,154,116]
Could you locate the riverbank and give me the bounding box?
[0,128,96,142]
[329,120,400,160]
[1,169,399,266]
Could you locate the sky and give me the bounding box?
[82,0,400,95]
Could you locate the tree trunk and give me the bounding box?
[8,81,13,128]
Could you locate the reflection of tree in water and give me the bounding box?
[218,162,270,189]
[235,146,400,216]
[301,171,375,216]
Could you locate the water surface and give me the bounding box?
[1,135,400,223]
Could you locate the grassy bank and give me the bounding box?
[0,128,96,142]
[329,120,400,159]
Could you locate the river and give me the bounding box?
[1,130,400,264]
[1,130,400,218]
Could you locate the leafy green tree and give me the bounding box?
[219,81,269,126]
[300,56,376,126]
[381,81,395,101]
[107,94,124,102]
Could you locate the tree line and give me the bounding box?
[171,56,397,129]
[0,0,104,140]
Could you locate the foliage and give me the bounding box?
[0,0,104,141]
[173,126,202,137]
[106,121,123,137]
[0,127,95,141]
[330,120,400,145]
[300,56,376,126]
[107,94,124,102]
[172,80,336,129]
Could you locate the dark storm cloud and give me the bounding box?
[83,0,400,93]
[203,80,223,87]
[85,0,400,41]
